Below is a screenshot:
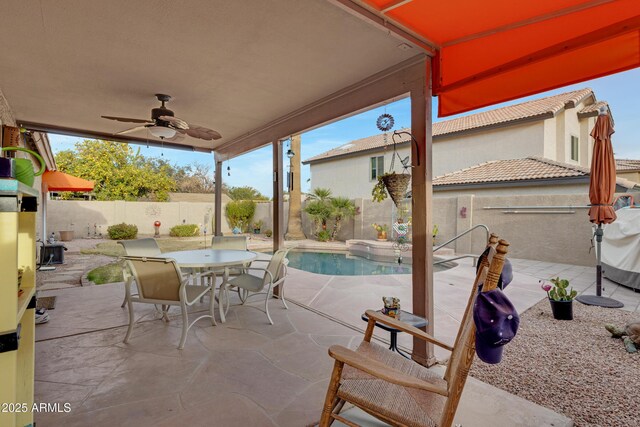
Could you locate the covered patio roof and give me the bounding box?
[0,0,421,154]
[1,1,637,158]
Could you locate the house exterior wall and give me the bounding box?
[309,121,545,198]
[431,122,545,177]
[617,171,640,185]
[559,99,595,168]
[308,98,603,200]
[309,146,411,199]
[434,182,591,197]
[542,117,557,160]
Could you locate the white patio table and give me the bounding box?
[159,248,258,289]
[160,248,257,270]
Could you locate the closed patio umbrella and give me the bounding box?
[576,108,623,308]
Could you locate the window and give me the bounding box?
[370,156,384,180]
[570,136,579,161]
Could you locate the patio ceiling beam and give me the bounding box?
[215,55,428,159]
[18,121,212,153]
[329,0,437,54]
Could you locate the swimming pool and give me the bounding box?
[280,250,455,276]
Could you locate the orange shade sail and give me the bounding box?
[363,0,640,116]
[42,170,94,192]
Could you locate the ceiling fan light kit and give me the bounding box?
[148,125,176,139]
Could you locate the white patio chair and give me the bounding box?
[218,248,289,325]
[118,238,161,308]
[122,256,216,349]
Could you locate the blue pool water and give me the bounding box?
[280,250,454,276]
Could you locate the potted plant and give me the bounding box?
[252,220,264,234]
[372,172,411,207]
[432,224,439,244]
[541,277,577,320]
[372,223,388,241]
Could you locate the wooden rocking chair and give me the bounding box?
[320,237,509,427]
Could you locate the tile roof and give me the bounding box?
[616,159,640,171]
[433,157,638,190]
[304,88,596,164]
[578,101,609,115]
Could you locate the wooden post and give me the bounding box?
[410,57,435,366]
[273,140,284,251]
[214,159,222,236]
[273,140,284,296]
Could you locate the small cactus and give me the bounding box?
[546,277,578,301]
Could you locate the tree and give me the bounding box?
[330,197,356,240]
[307,187,332,201]
[285,134,305,240]
[176,163,216,193]
[227,186,268,201]
[55,139,176,201]
[303,187,333,236]
[303,199,332,236]
[225,200,256,232]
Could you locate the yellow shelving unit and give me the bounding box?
[0,179,38,427]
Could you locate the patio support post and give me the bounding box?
[273,139,284,296]
[214,159,223,236]
[273,139,284,251]
[410,58,435,367]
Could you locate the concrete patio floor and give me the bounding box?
[35,280,572,427]
[34,242,640,427]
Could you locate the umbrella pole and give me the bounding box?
[576,223,624,308]
[596,224,603,297]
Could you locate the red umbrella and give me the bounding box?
[578,109,623,308]
[588,113,617,225]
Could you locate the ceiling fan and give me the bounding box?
[101,94,221,142]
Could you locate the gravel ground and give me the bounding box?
[470,299,640,427]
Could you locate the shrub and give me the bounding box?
[169,224,200,237]
[264,229,273,237]
[107,223,138,240]
[225,200,256,232]
[317,230,331,242]
[87,262,124,285]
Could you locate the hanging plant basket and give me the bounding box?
[382,173,411,207]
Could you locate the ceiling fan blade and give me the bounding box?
[184,125,222,141]
[158,115,189,130]
[102,115,153,124]
[116,125,150,135]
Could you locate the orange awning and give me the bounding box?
[42,170,94,192]
[363,0,640,116]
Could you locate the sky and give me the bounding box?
[49,68,640,197]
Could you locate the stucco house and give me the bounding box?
[304,88,634,199]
